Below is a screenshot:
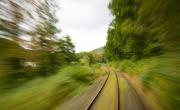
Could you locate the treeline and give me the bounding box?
[104,0,180,109]
[105,0,180,60]
[0,0,77,87]
[77,52,105,66]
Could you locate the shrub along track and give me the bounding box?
[54,72,149,110]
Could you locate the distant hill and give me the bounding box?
[91,47,104,54]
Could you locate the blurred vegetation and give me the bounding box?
[77,51,105,66]
[0,0,179,110]
[105,0,180,60]
[0,65,100,110]
[0,0,78,90]
[0,0,105,109]
[104,0,180,109]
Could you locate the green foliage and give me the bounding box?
[109,53,180,110]
[0,65,96,110]
[59,65,94,83]
[105,0,180,109]
[104,0,180,60]
[37,35,77,76]
[0,0,77,89]
[78,52,105,66]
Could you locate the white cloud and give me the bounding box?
[57,0,112,52]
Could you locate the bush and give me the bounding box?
[109,53,180,110]
[0,65,97,110]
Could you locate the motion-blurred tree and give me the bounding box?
[104,0,165,60]
[104,0,180,110]
[0,0,77,84]
[37,35,77,76]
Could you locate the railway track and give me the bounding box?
[87,72,119,110]
[56,72,149,110]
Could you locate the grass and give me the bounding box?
[108,52,180,110]
[0,64,100,110]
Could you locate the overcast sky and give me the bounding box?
[56,0,113,52]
